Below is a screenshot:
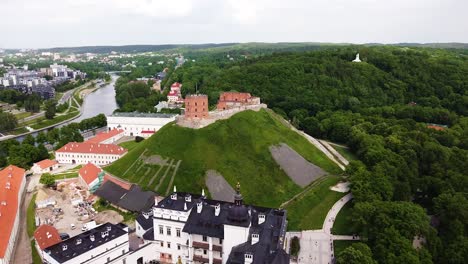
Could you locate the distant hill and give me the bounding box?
[105,109,340,208]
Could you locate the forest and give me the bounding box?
[165,46,467,264]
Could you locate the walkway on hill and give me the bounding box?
[286,193,359,264]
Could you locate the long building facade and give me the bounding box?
[107,113,178,138]
[136,185,289,264]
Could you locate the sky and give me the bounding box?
[1,0,467,49]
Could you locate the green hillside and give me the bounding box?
[106,109,340,208]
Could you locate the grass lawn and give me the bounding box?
[30,110,79,130]
[332,201,359,235]
[14,111,32,120]
[8,127,29,135]
[333,145,358,162]
[334,240,358,257]
[106,109,341,208]
[54,172,78,179]
[27,193,37,238]
[119,140,141,152]
[285,175,346,230]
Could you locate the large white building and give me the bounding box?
[42,222,158,264]
[0,165,26,264]
[55,142,127,165]
[136,186,289,264]
[107,113,178,138]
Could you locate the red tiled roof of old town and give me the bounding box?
[56,142,127,155]
[34,159,58,169]
[0,165,25,258]
[171,82,181,87]
[103,174,132,190]
[87,129,124,144]
[141,130,155,134]
[168,91,179,96]
[34,225,62,250]
[79,163,102,185]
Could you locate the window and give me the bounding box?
[166,226,171,236]
[107,257,110,262]
[122,259,126,264]
[160,241,164,247]
[167,242,171,248]
[176,228,181,237]
[159,225,163,235]
[203,249,207,255]
[177,245,181,250]
[219,238,223,244]
[203,236,207,242]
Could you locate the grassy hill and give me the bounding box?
[106,109,341,208]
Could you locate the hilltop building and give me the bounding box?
[184,94,209,119]
[167,82,184,105]
[352,53,361,62]
[217,92,261,111]
[136,184,289,264]
[107,112,178,138]
[55,142,127,165]
[32,159,59,174]
[0,165,26,264]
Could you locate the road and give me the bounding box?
[18,111,45,124]
[11,178,33,264]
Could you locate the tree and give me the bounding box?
[40,173,55,187]
[290,236,300,257]
[337,243,376,264]
[36,132,48,144]
[23,134,36,146]
[44,100,57,119]
[0,111,18,131]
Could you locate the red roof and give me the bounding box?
[87,129,124,144]
[103,174,132,190]
[79,163,102,185]
[56,142,127,155]
[33,225,62,250]
[427,125,446,131]
[168,91,179,97]
[0,165,25,258]
[34,159,58,169]
[171,82,181,88]
[141,130,155,134]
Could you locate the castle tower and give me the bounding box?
[184,94,209,119]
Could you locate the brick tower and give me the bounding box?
[184,94,209,119]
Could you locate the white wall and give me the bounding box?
[222,224,250,264]
[107,115,176,137]
[56,152,124,165]
[153,218,190,264]
[32,163,59,174]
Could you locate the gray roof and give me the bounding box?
[45,223,127,263]
[94,181,156,212]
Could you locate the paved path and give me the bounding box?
[286,193,355,264]
[319,140,349,166]
[11,178,33,264]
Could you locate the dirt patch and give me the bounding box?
[144,155,168,166]
[94,210,124,225]
[269,143,326,187]
[205,170,235,202]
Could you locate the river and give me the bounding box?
[12,75,119,142]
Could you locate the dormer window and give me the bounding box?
[62,245,68,251]
[76,238,82,245]
[107,226,112,231]
[185,194,191,202]
[258,214,265,224]
[90,235,95,241]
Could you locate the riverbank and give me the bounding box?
[0,78,114,142]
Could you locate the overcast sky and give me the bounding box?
[1,0,467,49]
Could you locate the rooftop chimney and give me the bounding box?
[173,185,177,193]
[197,201,203,213]
[184,202,187,211]
[185,194,191,202]
[251,233,259,245]
[258,214,265,225]
[202,189,205,197]
[215,203,221,216]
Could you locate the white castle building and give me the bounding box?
[136,185,289,264]
[107,113,178,138]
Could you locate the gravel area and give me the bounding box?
[145,155,169,166]
[269,143,326,187]
[205,170,236,202]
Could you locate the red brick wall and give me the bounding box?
[219,92,251,102]
[185,95,209,118]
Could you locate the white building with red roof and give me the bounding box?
[78,163,104,191]
[33,224,62,260]
[55,142,127,165]
[107,112,177,138]
[86,129,125,144]
[0,165,26,264]
[167,82,184,104]
[31,159,59,174]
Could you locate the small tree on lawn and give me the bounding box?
[290,236,300,258]
[40,173,55,187]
